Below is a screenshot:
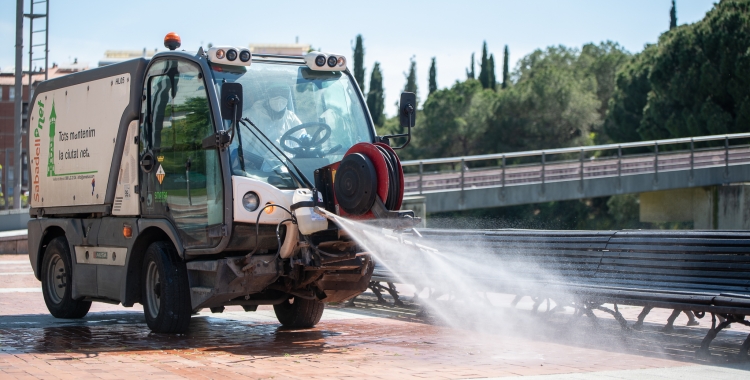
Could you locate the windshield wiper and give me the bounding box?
[238,118,315,189]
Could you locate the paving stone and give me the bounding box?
[3,253,750,379]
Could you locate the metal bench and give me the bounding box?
[368,228,750,358]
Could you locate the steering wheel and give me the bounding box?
[279,122,341,158]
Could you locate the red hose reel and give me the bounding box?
[314,142,406,220]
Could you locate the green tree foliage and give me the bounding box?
[466,53,475,79]
[366,62,385,127]
[429,57,438,95]
[352,35,366,92]
[641,0,750,139]
[670,0,678,29]
[604,45,657,143]
[414,43,629,159]
[487,46,601,152]
[417,80,489,158]
[577,42,631,127]
[479,41,491,89]
[502,45,510,89]
[488,54,496,90]
[606,1,750,142]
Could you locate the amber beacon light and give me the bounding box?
[164,32,181,51]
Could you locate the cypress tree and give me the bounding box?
[366,62,385,127]
[404,56,418,96]
[670,0,677,29]
[428,57,438,95]
[478,41,490,89]
[466,53,475,79]
[502,45,510,89]
[353,35,366,92]
[488,54,496,90]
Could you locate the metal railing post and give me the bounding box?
[3,148,9,210]
[460,158,465,192]
[725,136,730,177]
[654,142,659,185]
[690,138,694,181]
[501,155,506,189]
[579,149,584,193]
[541,151,546,196]
[617,145,622,191]
[418,161,423,195]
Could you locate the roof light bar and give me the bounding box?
[208,46,252,67]
[304,52,346,71]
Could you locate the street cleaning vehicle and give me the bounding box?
[26,33,417,333]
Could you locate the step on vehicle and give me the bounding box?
[27,33,418,333]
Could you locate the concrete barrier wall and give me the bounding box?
[0,209,30,231]
[0,231,28,254]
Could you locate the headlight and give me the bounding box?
[337,56,345,67]
[315,55,326,67]
[226,49,238,61]
[327,55,338,67]
[216,49,225,59]
[242,192,260,211]
[239,50,251,62]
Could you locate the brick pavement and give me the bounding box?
[1,254,749,379]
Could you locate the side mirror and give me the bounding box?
[381,92,416,150]
[399,92,416,129]
[220,82,243,123]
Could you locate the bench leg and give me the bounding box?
[368,282,389,305]
[696,313,733,359]
[632,306,653,330]
[578,303,599,326]
[593,304,629,330]
[386,282,404,307]
[345,295,357,307]
[510,295,524,307]
[730,319,750,360]
[740,332,750,359]
[662,309,682,332]
[532,297,543,313]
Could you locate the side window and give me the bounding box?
[142,59,223,249]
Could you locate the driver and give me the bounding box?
[247,83,302,144]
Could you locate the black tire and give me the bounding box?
[141,241,192,334]
[273,297,325,328]
[41,236,91,319]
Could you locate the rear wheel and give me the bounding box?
[142,241,191,333]
[41,236,91,318]
[273,297,325,328]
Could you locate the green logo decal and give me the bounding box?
[155,191,168,202]
[47,101,55,177]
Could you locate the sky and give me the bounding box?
[1,0,718,115]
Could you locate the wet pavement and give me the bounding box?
[1,254,750,379]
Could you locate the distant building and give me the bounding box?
[99,48,158,67]
[249,43,311,56]
[0,61,88,197]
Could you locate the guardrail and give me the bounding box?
[401,132,750,195]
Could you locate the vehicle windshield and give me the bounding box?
[210,61,373,188]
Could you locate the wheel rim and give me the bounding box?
[145,261,160,318]
[45,252,66,304]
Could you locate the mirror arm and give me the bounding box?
[230,100,246,172]
[384,102,414,150]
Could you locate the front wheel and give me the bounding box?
[142,241,191,334]
[41,236,91,318]
[273,297,325,328]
